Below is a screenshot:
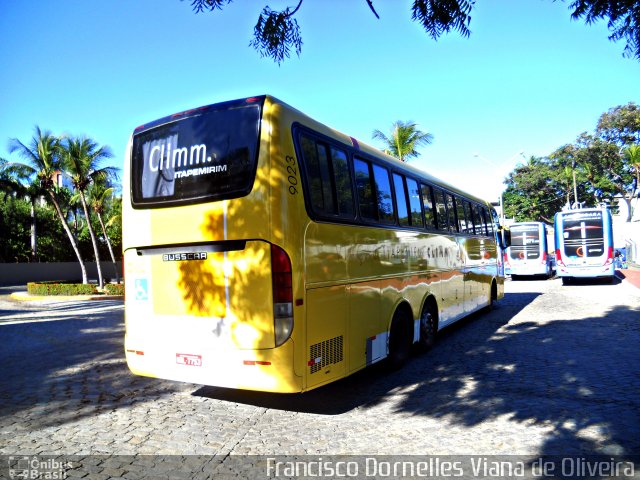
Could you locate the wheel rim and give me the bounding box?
[420,309,435,348]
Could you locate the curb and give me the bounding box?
[9,292,124,302]
[615,270,640,290]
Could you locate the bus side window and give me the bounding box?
[406,178,424,228]
[483,208,494,236]
[393,173,410,226]
[300,135,333,214]
[330,147,355,217]
[463,201,475,235]
[456,196,467,233]
[354,158,376,220]
[473,204,486,235]
[299,135,354,218]
[433,188,448,232]
[372,164,396,224]
[446,193,457,233]
[421,183,435,229]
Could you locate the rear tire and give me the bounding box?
[418,303,438,351]
[387,309,412,369]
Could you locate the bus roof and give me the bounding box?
[131,94,493,208]
[264,95,492,207]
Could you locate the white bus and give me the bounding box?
[554,208,614,284]
[505,222,553,279]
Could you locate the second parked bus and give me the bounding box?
[554,208,614,284]
[505,222,553,279]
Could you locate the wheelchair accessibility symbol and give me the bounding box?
[134,279,149,301]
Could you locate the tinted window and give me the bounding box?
[407,178,424,228]
[421,184,435,229]
[433,188,448,231]
[463,201,475,235]
[331,147,355,216]
[456,197,467,233]
[446,193,456,232]
[301,136,335,214]
[393,174,409,226]
[373,164,395,224]
[132,103,261,207]
[354,158,376,220]
[483,208,494,235]
[562,210,605,257]
[300,134,354,218]
[510,224,541,260]
[473,204,486,235]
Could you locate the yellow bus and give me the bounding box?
[123,95,508,393]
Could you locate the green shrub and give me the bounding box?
[27,281,98,296]
[104,283,125,296]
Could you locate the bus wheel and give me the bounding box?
[484,281,497,312]
[418,303,438,351]
[387,309,412,369]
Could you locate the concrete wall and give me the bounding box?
[0,262,122,286]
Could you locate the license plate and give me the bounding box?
[176,353,202,367]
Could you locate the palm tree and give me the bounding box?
[623,144,640,220]
[61,136,115,289]
[0,159,44,261]
[372,121,433,162]
[624,144,640,194]
[8,127,89,282]
[86,176,120,284]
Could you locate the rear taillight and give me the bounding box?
[604,246,614,266]
[271,245,293,347]
[541,251,547,264]
[556,249,565,267]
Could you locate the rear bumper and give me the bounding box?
[556,264,614,278]
[125,335,303,393]
[509,264,549,276]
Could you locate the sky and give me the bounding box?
[1,0,639,202]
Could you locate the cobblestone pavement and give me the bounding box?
[0,277,639,477]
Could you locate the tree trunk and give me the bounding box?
[621,195,633,222]
[97,211,120,284]
[30,199,37,262]
[49,191,87,284]
[79,191,104,289]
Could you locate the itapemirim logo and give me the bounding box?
[7,456,72,479]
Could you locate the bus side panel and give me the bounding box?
[305,286,348,390]
[462,236,487,311]
[349,281,383,371]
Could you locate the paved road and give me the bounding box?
[0,278,638,477]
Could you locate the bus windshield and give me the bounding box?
[131,101,262,208]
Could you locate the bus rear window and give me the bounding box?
[131,102,261,208]
[562,211,605,257]
[510,224,541,260]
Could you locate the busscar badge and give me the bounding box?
[162,252,208,261]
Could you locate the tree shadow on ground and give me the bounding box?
[0,310,190,430]
[194,291,640,456]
